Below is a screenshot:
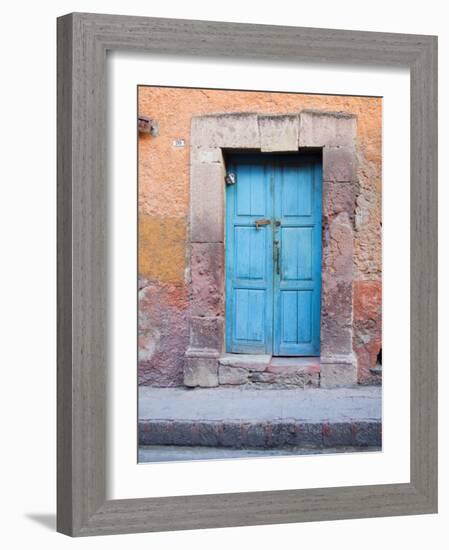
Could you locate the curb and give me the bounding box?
[139,420,381,449]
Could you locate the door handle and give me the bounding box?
[255,219,271,229]
[274,240,280,275]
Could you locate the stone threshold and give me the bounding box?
[138,386,381,449]
[218,354,320,387]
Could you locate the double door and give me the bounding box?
[225,152,322,356]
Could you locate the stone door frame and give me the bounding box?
[185,110,358,388]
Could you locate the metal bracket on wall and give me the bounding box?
[138,115,159,136]
[225,172,236,185]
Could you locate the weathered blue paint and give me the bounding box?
[273,155,322,355]
[225,154,274,353]
[226,153,322,355]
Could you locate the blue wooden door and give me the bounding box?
[273,155,322,355]
[225,154,274,353]
[226,153,321,356]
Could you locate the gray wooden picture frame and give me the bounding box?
[57,12,438,537]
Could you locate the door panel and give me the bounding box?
[274,155,322,356]
[281,290,313,344]
[226,155,273,353]
[234,289,266,343]
[280,163,313,217]
[226,153,321,356]
[280,227,313,281]
[234,226,267,280]
[236,163,267,216]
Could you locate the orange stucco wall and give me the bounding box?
[138,86,382,386]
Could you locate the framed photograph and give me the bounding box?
[57,13,437,536]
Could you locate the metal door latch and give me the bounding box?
[255,219,271,229]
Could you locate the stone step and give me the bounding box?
[218,354,320,387]
[218,353,271,371]
[138,386,381,449]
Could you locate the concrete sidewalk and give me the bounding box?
[139,386,382,449]
[139,386,381,422]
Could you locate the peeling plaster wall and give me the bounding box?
[138,87,382,386]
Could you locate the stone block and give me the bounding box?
[190,146,223,165]
[196,423,220,446]
[320,323,353,356]
[250,371,306,387]
[322,212,353,279]
[264,364,320,388]
[320,356,357,388]
[219,423,243,448]
[321,280,353,325]
[352,422,382,446]
[190,316,224,352]
[265,362,319,376]
[320,211,354,359]
[245,423,266,447]
[138,421,150,441]
[218,354,270,372]
[299,110,357,148]
[294,423,323,446]
[268,423,299,447]
[322,180,355,218]
[190,163,225,243]
[184,354,219,387]
[323,146,357,182]
[218,365,249,385]
[170,422,198,446]
[322,422,353,446]
[258,114,299,152]
[191,113,260,148]
[190,243,224,317]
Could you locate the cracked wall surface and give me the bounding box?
[138,87,382,386]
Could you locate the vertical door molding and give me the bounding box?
[186,111,358,388]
